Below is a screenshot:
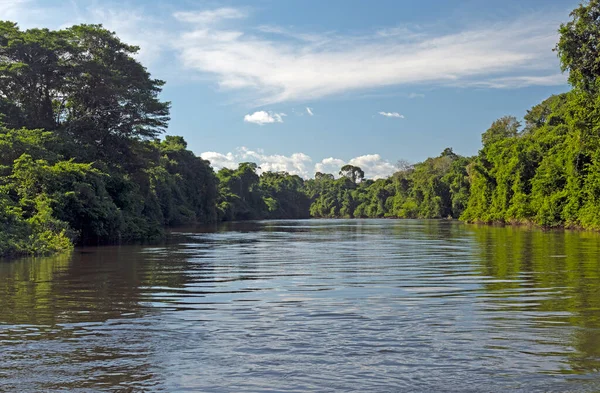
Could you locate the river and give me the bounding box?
[1,219,599,392]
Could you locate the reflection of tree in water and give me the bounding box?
[0,254,72,326]
[0,243,201,391]
[470,225,600,374]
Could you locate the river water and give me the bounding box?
[1,219,600,392]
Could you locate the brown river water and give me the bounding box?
[1,219,599,392]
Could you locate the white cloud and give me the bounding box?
[314,155,396,180]
[243,111,286,125]
[468,73,568,89]
[174,8,246,25]
[175,10,565,104]
[199,151,238,170]
[315,157,346,175]
[241,148,312,175]
[200,149,397,179]
[306,107,314,116]
[81,8,170,66]
[408,93,425,99]
[379,112,405,118]
[349,154,397,179]
[201,147,312,177]
[255,25,325,43]
[4,2,567,105]
[0,0,27,20]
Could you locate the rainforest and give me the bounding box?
[2,1,600,257]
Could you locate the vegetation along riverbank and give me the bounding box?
[2,1,600,257]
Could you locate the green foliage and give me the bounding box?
[259,171,311,219]
[149,136,217,226]
[339,165,365,184]
[213,164,310,221]
[0,189,73,258]
[461,89,600,229]
[461,0,600,229]
[556,0,600,92]
[216,163,265,221]
[0,22,169,144]
[0,23,212,257]
[307,151,472,220]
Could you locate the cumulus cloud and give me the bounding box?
[200,148,397,179]
[243,111,286,125]
[315,157,346,175]
[201,147,312,177]
[243,150,312,175]
[348,154,397,179]
[379,112,405,118]
[315,154,397,179]
[306,107,314,116]
[199,151,238,170]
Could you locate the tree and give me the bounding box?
[315,172,334,181]
[396,159,413,172]
[339,165,364,184]
[556,0,600,91]
[0,22,69,131]
[441,147,457,158]
[0,22,170,162]
[259,171,310,219]
[216,163,267,221]
[481,116,520,147]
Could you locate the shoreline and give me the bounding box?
[3,217,597,261]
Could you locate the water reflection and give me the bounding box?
[471,225,600,375]
[1,220,599,392]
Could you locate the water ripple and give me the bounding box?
[1,220,600,392]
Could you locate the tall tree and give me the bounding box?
[339,165,364,184]
[556,0,600,91]
[0,22,170,162]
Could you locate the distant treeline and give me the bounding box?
[2,1,600,257]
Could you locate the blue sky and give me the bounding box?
[2,0,577,178]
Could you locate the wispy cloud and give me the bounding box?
[174,8,246,25]
[0,0,27,19]
[175,10,565,104]
[4,2,568,106]
[0,1,174,71]
[200,148,398,179]
[306,107,314,116]
[467,73,568,89]
[379,112,405,118]
[244,110,286,125]
[81,8,171,66]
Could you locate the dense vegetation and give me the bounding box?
[305,153,470,219]
[3,0,600,257]
[0,22,217,256]
[461,0,600,229]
